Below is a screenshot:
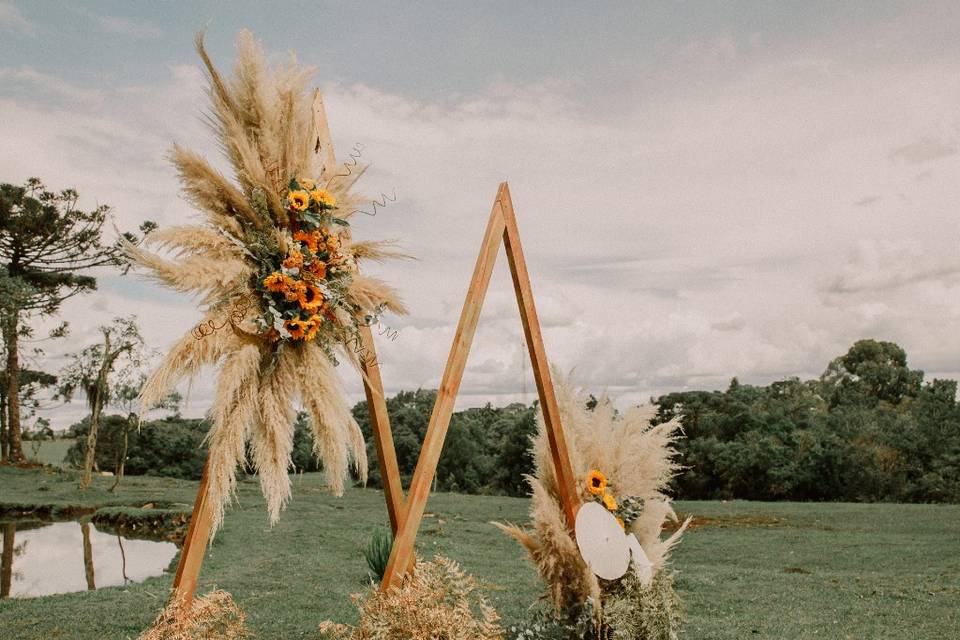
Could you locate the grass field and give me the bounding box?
[0,466,957,639]
[21,438,75,467]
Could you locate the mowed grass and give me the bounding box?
[0,466,957,639]
[22,438,75,467]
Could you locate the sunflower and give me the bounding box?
[282,249,304,271]
[293,230,320,253]
[586,469,607,496]
[304,314,323,340]
[288,190,310,211]
[263,272,289,292]
[298,283,325,311]
[284,317,310,340]
[602,492,618,511]
[310,189,336,209]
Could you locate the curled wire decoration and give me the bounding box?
[324,142,366,187]
[192,294,255,340]
[352,188,397,217]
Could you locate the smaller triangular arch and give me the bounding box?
[379,182,581,589]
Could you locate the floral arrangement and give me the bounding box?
[496,375,689,639]
[126,30,406,534]
[585,469,645,530]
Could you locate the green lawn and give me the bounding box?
[22,438,75,467]
[0,466,957,639]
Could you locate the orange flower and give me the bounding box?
[616,517,625,530]
[602,492,618,512]
[586,469,607,496]
[298,283,325,311]
[263,272,289,292]
[282,249,304,271]
[305,259,327,280]
[294,230,320,253]
[310,189,336,208]
[284,280,306,302]
[324,231,342,252]
[284,317,310,340]
[288,190,309,211]
[298,178,316,190]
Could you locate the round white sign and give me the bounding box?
[574,502,630,580]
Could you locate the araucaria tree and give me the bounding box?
[57,316,145,489]
[0,178,148,463]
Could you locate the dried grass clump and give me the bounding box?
[128,29,405,535]
[319,556,504,640]
[497,374,690,614]
[139,590,251,640]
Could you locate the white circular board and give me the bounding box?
[626,533,653,586]
[575,502,630,580]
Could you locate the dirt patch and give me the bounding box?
[663,512,791,532]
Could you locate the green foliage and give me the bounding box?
[363,526,394,582]
[66,415,208,479]
[352,390,538,496]
[657,340,960,502]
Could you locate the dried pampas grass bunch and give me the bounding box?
[497,374,689,635]
[128,30,406,534]
[319,556,504,640]
[139,590,251,640]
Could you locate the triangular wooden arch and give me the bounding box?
[378,180,581,588]
[169,94,580,605]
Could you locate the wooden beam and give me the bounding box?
[500,183,580,530]
[170,459,212,606]
[380,189,508,588]
[358,324,406,533]
[311,89,338,181]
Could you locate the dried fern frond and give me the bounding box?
[319,556,504,640]
[139,590,250,640]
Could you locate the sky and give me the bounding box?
[1,1,959,428]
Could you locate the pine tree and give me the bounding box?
[0,178,150,463]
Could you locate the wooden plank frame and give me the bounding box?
[379,182,581,589]
[169,91,580,605]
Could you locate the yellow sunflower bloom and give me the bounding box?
[310,189,336,208]
[298,283,325,311]
[304,314,323,340]
[586,469,607,496]
[602,492,618,512]
[263,272,289,292]
[288,190,310,211]
[284,317,309,340]
[616,517,625,530]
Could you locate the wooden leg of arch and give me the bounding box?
[379,182,581,590]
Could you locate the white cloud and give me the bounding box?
[0,2,35,37]
[93,14,162,40]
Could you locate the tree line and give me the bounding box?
[58,339,960,503]
[3,178,958,502]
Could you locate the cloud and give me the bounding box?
[92,14,162,39]
[889,136,958,164]
[0,2,35,37]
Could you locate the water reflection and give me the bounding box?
[0,519,178,598]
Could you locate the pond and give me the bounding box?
[0,519,179,598]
